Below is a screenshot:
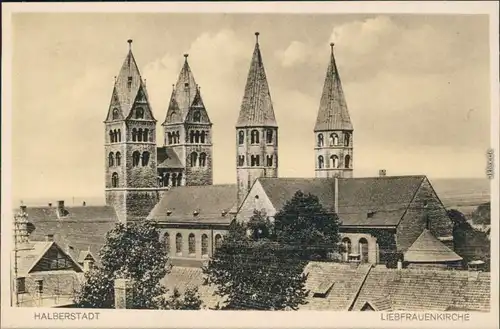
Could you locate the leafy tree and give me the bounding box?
[203,220,308,310]
[158,287,203,310]
[75,220,202,309]
[470,202,491,225]
[274,191,342,260]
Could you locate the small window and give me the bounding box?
[238,131,245,145]
[127,76,133,88]
[167,132,172,145]
[163,232,170,254]
[266,155,273,167]
[215,234,223,249]
[330,155,339,169]
[238,155,245,167]
[17,278,26,294]
[116,152,121,166]
[142,151,150,166]
[188,233,196,255]
[112,108,120,120]
[132,151,141,167]
[199,153,207,167]
[345,155,351,169]
[251,130,259,144]
[132,128,137,142]
[143,129,149,142]
[201,234,209,256]
[317,134,324,147]
[108,152,114,167]
[177,173,182,186]
[344,133,350,147]
[193,111,201,122]
[135,107,144,119]
[200,131,206,144]
[330,133,339,146]
[266,129,273,144]
[251,155,260,167]
[176,233,182,254]
[138,128,143,142]
[171,173,177,187]
[190,152,198,167]
[318,156,324,169]
[109,130,114,143]
[194,131,200,143]
[111,172,119,188]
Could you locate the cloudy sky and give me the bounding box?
[11,13,491,202]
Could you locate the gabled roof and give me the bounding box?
[157,147,183,169]
[314,44,352,131]
[404,229,463,263]
[108,41,152,120]
[236,33,277,128]
[163,55,204,125]
[360,297,393,311]
[257,178,336,213]
[338,176,426,226]
[352,266,490,312]
[147,184,238,224]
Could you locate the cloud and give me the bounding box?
[275,41,311,67]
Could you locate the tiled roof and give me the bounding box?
[157,147,183,169]
[24,205,118,264]
[404,229,463,263]
[112,46,149,118]
[236,35,277,128]
[352,267,490,312]
[163,56,200,125]
[315,45,352,131]
[300,262,371,311]
[160,266,226,309]
[363,297,393,311]
[258,178,336,213]
[338,176,426,226]
[147,185,237,224]
[16,241,52,277]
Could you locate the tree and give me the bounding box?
[203,220,308,310]
[274,191,342,260]
[158,287,203,310]
[75,220,202,309]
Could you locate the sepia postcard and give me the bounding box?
[1,1,499,329]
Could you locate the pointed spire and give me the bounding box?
[314,43,352,131]
[236,32,277,128]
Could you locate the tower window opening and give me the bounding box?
[251,155,260,167]
[127,76,132,89]
[137,129,143,142]
[167,132,172,145]
[266,155,273,167]
[193,110,201,122]
[108,152,114,167]
[112,108,120,120]
[318,156,324,169]
[266,129,273,144]
[172,173,177,187]
[132,128,137,142]
[135,107,144,119]
[318,134,324,147]
[109,130,114,143]
[177,173,182,186]
[111,172,119,188]
[143,129,149,142]
[195,131,200,143]
[344,133,350,147]
[238,155,245,167]
[116,152,121,166]
[251,130,260,144]
[117,129,121,142]
[163,173,170,187]
[238,131,245,145]
[142,151,150,166]
[330,133,339,146]
[345,155,351,169]
[190,152,198,167]
[330,155,339,168]
[132,151,140,167]
[199,153,207,167]
[201,131,206,143]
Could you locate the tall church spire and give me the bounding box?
[314,43,352,131]
[314,43,353,179]
[236,32,277,128]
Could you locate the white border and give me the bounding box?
[2,2,499,329]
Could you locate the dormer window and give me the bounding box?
[221,210,227,217]
[166,210,172,216]
[112,108,120,120]
[367,211,376,218]
[135,107,144,119]
[193,210,199,216]
[193,110,201,122]
[127,76,132,89]
[184,82,189,89]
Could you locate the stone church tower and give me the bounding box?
[104,40,161,222]
[161,54,213,186]
[236,32,278,206]
[314,43,353,178]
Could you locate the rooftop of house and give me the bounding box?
[147,184,238,225]
[404,229,463,263]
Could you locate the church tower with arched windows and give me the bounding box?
[160,54,213,187]
[236,32,278,206]
[314,43,353,178]
[104,40,160,222]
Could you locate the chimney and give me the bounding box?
[48,203,52,207]
[114,278,134,309]
[57,200,67,218]
[83,259,94,272]
[45,234,54,242]
[58,200,65,211]
[379,169,386,177]
[397,260,403,270]
[334,177,339,214]
[14,205,29,245]
[82,201,86,207]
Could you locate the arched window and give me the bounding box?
[163,173,170,187]
[330,133,339,146]
[342,237,351,262]
[112,108,120,120]
[318,156,324,169]
[193,110,201,122]
[188,233,196,255]
[175,233,182,254]
[195,131,200,143]
[200,131,206,144]
[143,129,148,142]
[317,134,324,147]
[199,153,207,167]
[111,172,119,188]
[266,155,273,167]
[109,131,114,143]
[345,155,351,169]
[108,152,114,167]
[251,130,259,144]
[167,132,172,145]
[132,128,137,142]
[266,129,273,144]
[359,238,369,263]
[189,131,194,143]
[238,131,245,145]
[238,155,245,167]
[164,232,170,254]
[142,152,150,166]
[201,234,208,256]
[177,173,182,186]
[176,131,180,144]
[344,133,350,147]
[116,152,121,166]
[251,155,260,167]
[171,173,177,187]
[137,129,143,142]
[330,155,339,168]
[190,152,198,167]
[215,234,223,249]
[135,107,144,119]
[132,151,141,167]
[118,129,121,142]
[113,130,118,143]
